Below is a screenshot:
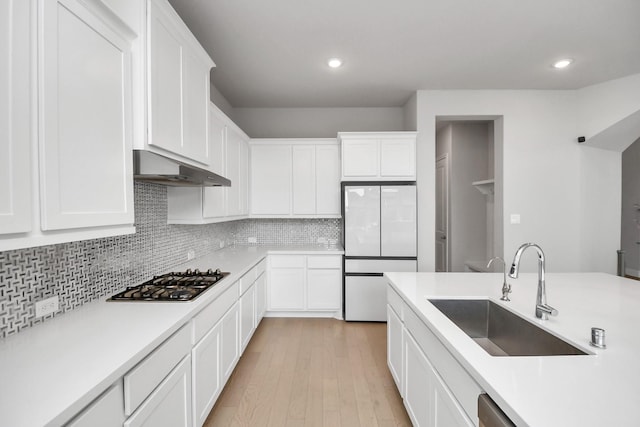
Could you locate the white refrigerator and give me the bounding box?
[343,184,417,321]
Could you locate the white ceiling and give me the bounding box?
[168,0,640,108]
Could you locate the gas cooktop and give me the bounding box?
[108,268,229,302]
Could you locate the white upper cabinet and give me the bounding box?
[250,143,292,215]
[167,103,250,224]
[145,0,213,166]
[250,139,341,218]
[40,0,135,231]
[1,0,137,251]
[340,132,417,181]
[0,0,32,235]
[315,144,341,215]
[292,145,316,215]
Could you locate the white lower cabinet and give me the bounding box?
[255,272,267,323]
[220,302,239,382]
[404,330,431,427]
[125,355,192,427]
[240,283,256,352]
[269,267,305,310]
[306,267,341,310]
[192,321,222,427]
[387,305,403,392]
[268,254,342,316]
[389,286,478,427]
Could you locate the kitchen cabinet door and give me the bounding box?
[306,268,341,310]
[39,0,134,230]
[269,268,305,310]
[147,0,212,164]
[181,48,210,164]
[148,0,182,156]
[250,144,292,215]
[202,105,227,219]
[432,370,475,427]
[403,329,432,427]
[380,137,416,179]
[0,0,32,234]
[315,144,341,216]
[240,284,256,352]
[220,303,239,382]
[192,322,222,427]
[238,137,249,216]
[255,273,267,324]
[387,305,403,394]
[225,127,242,217]
[292,145,316,215]
[341,139,378,178]
[124,355,192,427]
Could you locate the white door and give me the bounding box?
[381,185,417,257]
[435,156,449,272]
[344,186,381,256]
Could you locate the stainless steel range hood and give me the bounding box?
[133,150,231,187]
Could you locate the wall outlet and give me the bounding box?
[510,214,521,224]
[248,237,257,244]
[219,241,225,248]
[35,296,59,318]
[187,250,195,260]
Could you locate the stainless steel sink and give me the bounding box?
[428,299,588,356]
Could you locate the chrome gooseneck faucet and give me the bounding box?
[508,243,558,320]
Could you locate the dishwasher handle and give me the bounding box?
[478,394,515,427]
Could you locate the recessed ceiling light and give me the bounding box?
[328,58,343,68]
[553,59,573,69]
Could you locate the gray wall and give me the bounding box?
[232,107,405,138]
[622,137,640,276]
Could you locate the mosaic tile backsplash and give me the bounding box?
[0,182,341,338]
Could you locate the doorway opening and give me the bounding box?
[622,136,640,279]
[435,117,503,272]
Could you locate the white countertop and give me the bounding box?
[384,272,640,427]
[0,244,343,427]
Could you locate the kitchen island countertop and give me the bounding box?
[0,244,343,427]
[385,271,640,427]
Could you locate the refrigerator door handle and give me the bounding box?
[344,272,384,277]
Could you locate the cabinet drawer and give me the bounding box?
[68,381,124,427]
[192,281,239,343]
[307,255,342,269]
[387,286,405,320]
[239,267,257,295]
[256,258,267,277]
[124,325,191,415]
[124,355,192,427]
[270,255,305,268]
[404,306,482,423]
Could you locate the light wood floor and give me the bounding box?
[204,318,412,427]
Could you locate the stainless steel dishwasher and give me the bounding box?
[478,394,516,427]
